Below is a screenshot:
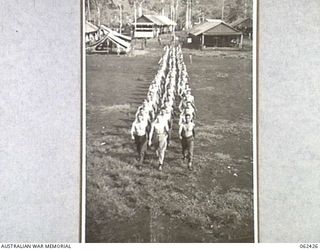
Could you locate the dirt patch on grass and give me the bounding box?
[88,104,131,114]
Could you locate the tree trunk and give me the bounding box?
[87,0,91,21]
[175,0,179,23]
[97,6,101,26]
[138,3,142,17]
[221,0,225,20]
[134,2,137,37]
[119,5,122,34]
[185,0,189,30]
[189,0,192,28]
[244,0,248,17]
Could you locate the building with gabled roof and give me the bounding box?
[133,14,177,38]
[231,17,253,37]
[153,15,177,26]
[88,25,131,54]
[187,19,243,49]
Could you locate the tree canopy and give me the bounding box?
[85,0,253,28]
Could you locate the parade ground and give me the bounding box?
[86,46,253,242]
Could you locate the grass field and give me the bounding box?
[86,46,253,242]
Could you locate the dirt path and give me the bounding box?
[86,50,254,242]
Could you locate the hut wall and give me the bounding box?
[203,35,241,47]
[185,34,201,49]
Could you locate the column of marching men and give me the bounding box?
[176,45,196,170]
[131,45,196,171]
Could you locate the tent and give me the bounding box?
[85,21,100,43]
[86,25,132,53]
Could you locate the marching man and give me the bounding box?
[179,101,196,125]
[179,113,195,170]
[148,115,170,171]
[131,113,149,168]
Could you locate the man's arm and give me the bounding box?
[192,110,196,120]
[135,106,142,118]
[144,122,149,137]
[178,124,183,140]
[164,121,169,134]
[191,101,197,112]
[131,122,136,140]
[179,100,184,112]
[192,122,196,138]
[179,114,184,125]
[148,123,154,145]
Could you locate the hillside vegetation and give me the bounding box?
[85,0,253,28]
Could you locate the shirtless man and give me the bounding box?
[159,106,173,146]
[131,114,149,168]
[135,106,151,128]
[179,101,196,125]
[142,99,155,121]
[179,113,195,170]
[148,115,170,171]
[185,89,195,105]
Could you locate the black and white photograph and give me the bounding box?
[3,0,320,245]
[85,0,254,243]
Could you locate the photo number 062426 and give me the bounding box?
[85,0,254,243]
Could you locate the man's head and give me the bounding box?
[164,106,171,113]
[137,113,144,122]
[139,106,145,112]
[185,113,191,123]
[156,115,162,123]
[159,108,165,116]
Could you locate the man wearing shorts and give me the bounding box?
[179,113,195,170]
[148,115,170,171]
[131,114,149,168]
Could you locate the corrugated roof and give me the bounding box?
[230,17,252,27]
[154,15,177,26]
[100,25,132,42]
[189,20,239,36]
[206,18,223,23]
[143,15,163,25]
[86,21,99,33]
[143,15,176,26]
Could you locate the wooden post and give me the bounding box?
[239,34,243,49]
[201,33,204,50]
